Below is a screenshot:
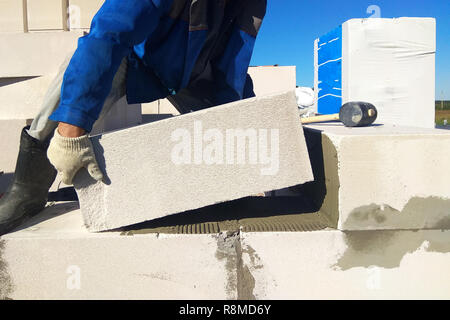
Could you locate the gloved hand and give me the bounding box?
[47,129,104,185]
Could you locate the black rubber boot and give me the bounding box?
[0,127,57,236]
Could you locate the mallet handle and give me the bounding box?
[300,113,340,124]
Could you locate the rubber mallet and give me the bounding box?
[301,102,378,127]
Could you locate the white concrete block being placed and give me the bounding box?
[302,123,450,231]
[74,91,314,232]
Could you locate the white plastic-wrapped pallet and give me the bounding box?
[314,18,436,128]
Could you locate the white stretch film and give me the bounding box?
[342,18,436,128]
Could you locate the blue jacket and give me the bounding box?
[49,0,267,131]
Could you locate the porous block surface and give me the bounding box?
[0,75,55,120]
[0,32,82,77]
[74,91,314,231]
[303,123,450,230]
[0,204,233,300]
[241,230,450,299]
[2,203,450,300]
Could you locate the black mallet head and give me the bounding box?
[339,102,378,127]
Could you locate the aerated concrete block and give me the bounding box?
[74,91,314,232]
[0,0,24,33]
[68,0,104,30]
[0,205,234,300]
[0,74,55,120]
[0,119,29,172]
[0,31,82,77]
[303,123,450,231]
[26,0,64,31]
[241,230,450,299]
[247,66,296,97]
[2,203,450,299]
[0,119,30,193]
[91,97,142,135]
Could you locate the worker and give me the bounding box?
[0,0,267,235]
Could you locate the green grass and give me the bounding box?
[436,101,450,126]
[436,100,450,111]
[436,110,450,126]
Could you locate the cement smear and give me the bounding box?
[215,232,239,299]
[214,231,257,300]
[334,229,450,270]
[343,196,450,230]
[300,129,340,228]
[0,240,13,300]
[235,239,256,300]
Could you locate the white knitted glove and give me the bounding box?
[47,129,104,185]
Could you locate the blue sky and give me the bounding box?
[250,0,450,100]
